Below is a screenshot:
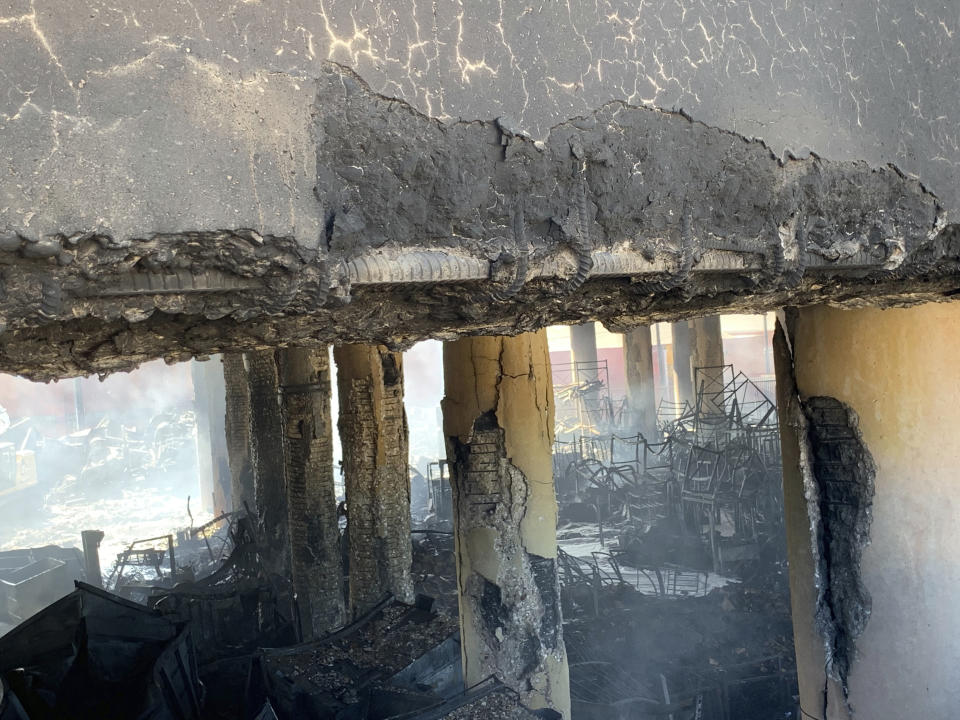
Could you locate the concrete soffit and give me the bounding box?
[0,63,958,379]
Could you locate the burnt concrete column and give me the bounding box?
[688,315,725,372]
[671,320,694,408]
[278,347,345,638]
[623,325,658,439]
[246,349,290,577]
[334,344,415,616]
[569,322,599,381]
[774,303,960,719]
[223,353,255,513]
[688,315,725,412]
[191,357,230,514]
[442,331,570,718]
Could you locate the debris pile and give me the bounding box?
[0,507,555,720]
[258,596,459,718]
[550,362,798,719]
[0,582,202,720]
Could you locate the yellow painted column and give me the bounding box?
[775,302,960,719]
[442,331,571,718]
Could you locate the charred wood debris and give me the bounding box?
[0,507,545,720]
[0,423,545,720]
[1,363,796,719]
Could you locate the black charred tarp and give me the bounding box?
[0,581,201,720]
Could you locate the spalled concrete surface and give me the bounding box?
[801,396,875,710]
[0,12,956,379]
[278,346,345,637]
[776,304,960,719]
[0,0,957,223]
[334,344,415,616]
[442,331,570,717]
[246,349,291,578]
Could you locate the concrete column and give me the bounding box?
[278,347,345,638]
[442,331,570,718]
[191,357,230,514]
[671,320,694,407]
[569,322,599,381]
[246,349,290,577]
[223,353,255,513]
[688,315,725,413]
[334,344,415,616]
[623,325,658,439]
[774,303,960,719]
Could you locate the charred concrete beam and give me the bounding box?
[334,344,415,616]
[278,347,345,637]
[0,64,956,380]
[442,331,570,717]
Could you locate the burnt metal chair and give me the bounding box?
[678,444,730,573]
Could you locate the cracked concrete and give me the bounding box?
[0,0,956,381]
[0,62,956,379]
[278,346,345,637]
[334,343,415,616]
[442,331,569,717]
[774,304,960,719]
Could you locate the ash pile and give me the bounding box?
[553,363,799,720]
[0,508,546,720]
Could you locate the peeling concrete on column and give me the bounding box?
[801,397,876,715]
[335,344,415,616]
[778,315,876,717]
[278,346,345,638]
[223,353,255,513]
[443,333,569,717]
[246,349,291,578]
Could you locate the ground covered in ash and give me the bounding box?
[266,602,459,691]
[411,528,797,720]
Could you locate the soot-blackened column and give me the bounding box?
[334,344,415,616]
[442,331,571,718]
[278,347,345,638]
[223,353,255,513]
[246,349,290,578]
